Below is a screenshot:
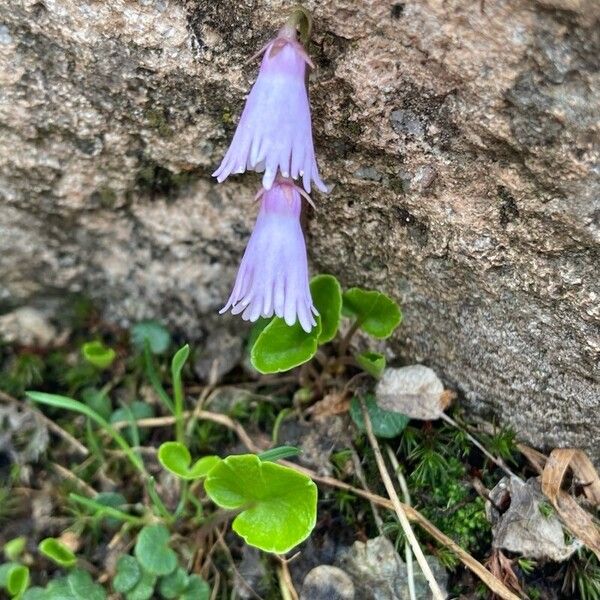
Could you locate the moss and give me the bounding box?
[388,176,407,194]
[145,107,172,138]
[135,159,197,201]
[90,187,117,209]
[221,109,234,125]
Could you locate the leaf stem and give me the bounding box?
[143,344,174,413]
[277,558,299,600]
[171,345,190,445]
[359,397,445,600]
[338,319,360,357]
[146,476,174,522]
[69,493,145,526]
[174,480,189,519]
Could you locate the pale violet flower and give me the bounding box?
[212,24,327,194]
[220,178,318,332]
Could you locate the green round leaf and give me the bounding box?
[342,288,402,339]
[94,491,127,510]
[125,570,156,600]
[158,442,220,480]
[46,578,75,600]
[310,274,342,344]
[22,586,47,600]
[4,537,26,561]
[158,567,188,599]
[180,575,210,600]
[81,388,112,421]
[110,401,154,444]
[350,395,409,438]
[204,454,317,554]
[67,569,106,600]
[81,341,116,370]
[251,317,322,374]
[7,564,29,597]
[134,525,177,576]
[39,538,77,568]
[113,555,141,594]
[131,321,171,355]
[355,351,386,378]
[246,317,272,351]
[0,563,15,588]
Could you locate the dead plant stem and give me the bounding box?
[385,445,416,600]
[359,398,445,600]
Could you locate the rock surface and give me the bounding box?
[1,1,599,458]
[336,535,448,600]
[300,565,355,600]
[486,476,578,562]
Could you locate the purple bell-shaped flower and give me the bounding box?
[213,24,327,194]
[220,177,318,332]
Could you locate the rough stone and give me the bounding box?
[193,325,243,382]
[0,307,58,346]
[300,565,355,600]
[336,535,448,600]
[487,476,578,562]
[234,547,269,600]
[1,1,599,459]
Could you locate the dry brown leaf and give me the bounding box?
[486,549,524,598]
[375,365,449,420]
[517,443,547,474]
[541,448,600,560]
[308,392,350,419]
[563,448,600,506]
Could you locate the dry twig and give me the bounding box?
[386,445,416,600]
[359,397,445,600]
[277,557,299,600]
[0,390,88,456]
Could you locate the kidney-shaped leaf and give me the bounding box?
[310,274,342,344]
[355,351,386,378]
[67,569,106,600]
[113,555,141,594]
[82,341,116,370]
[131,321,171,355]
[251,317,321,374]
[4,536,26,561]
[125,570,156,600]
[158,567,188,599]
[22,587,46,600]
[110,401,154,444]
[180,575,210,600]
[134,525,177,576]
[6,564,29,597]
[158,442,220,480]
[350,395,409,438]
[39,538,77,568]
[342,288,402,339]
[376,365,446,420]
[204,454,317,554]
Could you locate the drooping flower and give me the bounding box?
[220,178,318,332]
[212,23,327,194]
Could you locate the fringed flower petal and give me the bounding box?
[212,26,327,194]
[220,179,318,332]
